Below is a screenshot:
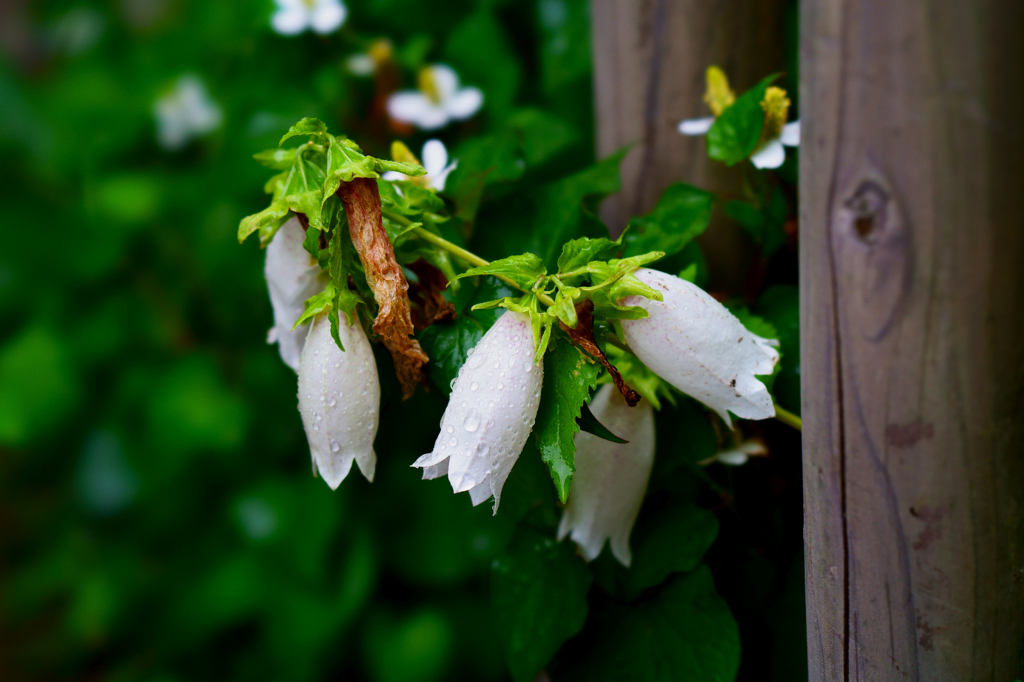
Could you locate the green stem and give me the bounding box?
[393,216,556,307]
[773,402,802,431]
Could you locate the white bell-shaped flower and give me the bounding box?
[620,268,779,427]
[297,312,380,489]
[264,217,327,371]
[413,310,543,511]
[557,385,655,566]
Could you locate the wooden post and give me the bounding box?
[590,0,784,290]
[801,0,1024,679]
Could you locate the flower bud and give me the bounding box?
[297,312,379,488]
[620,268,779,427]
[557,385,655,566]
[413,310,543,511]
[265,217,327,371]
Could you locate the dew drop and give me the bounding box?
[468,355,483,369]
[449,437,458,447]
[463,410,481,433]
[447,426,454,434]
[327,396,337,407]
[331,441,340,453]
[470,382,479,391]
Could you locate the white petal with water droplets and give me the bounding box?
[297,313,380,489]
[413,310,543,512]
[678,116,715,135]
[264,217,327,371]
[557,385,655,566]
[621,268,778,427]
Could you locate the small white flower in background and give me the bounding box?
[49,8,104,55]
[264,217,328,371]
[297,312,380,489]
[387,64,483,131]
[382,140,457,192]
[271,0,347,36]
[677,66,799,170]
[153,74,222,151]
[620,268,779,428]
[557,385,655,567]
[699,438,768,467]
[345,38,393,77]
[413,310,543,511]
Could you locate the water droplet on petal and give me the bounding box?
[331,441,340,452]
[470,382,479,391]
[463,410,481,433]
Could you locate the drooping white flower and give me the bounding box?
[297,312,380,489]
[386,64,483,131]
[698,438,768,466]
[382,140,457,192]
[264,217,328,371]
[412,310,543,511]
[620,268,779,427]
[557,385,655,566]
[271,0,347,36]
[153,74,222,151]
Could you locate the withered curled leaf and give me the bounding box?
[337,177,428,399]
[408,259,456,330]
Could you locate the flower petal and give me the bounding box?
[557,386,655,566]
[678,116,715,136]
[271,6,308,35]
[264,217,327,371]
[420,139,448,177]
[428,64,460,101]
[310,0,346,34]
[346,53,376,76]
[445,87,483,120]
[620,268,779,427]
[429,161,457,192]
[297,313,380,488]
[387,92,449,129]
[781,119,800,147]
[414,310,543,512]
[750,138,786,169]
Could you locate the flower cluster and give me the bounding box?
[246,114,786,567]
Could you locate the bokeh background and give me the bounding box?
[0,1,805,680]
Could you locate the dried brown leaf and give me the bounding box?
[559,300,641,407]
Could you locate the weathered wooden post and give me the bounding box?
[590,0,785,289]
[801,0,1024,679]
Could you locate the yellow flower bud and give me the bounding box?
[760,86,791,141]
[417,67,441,104]
[703,66,736,117]
[368,38,393,65]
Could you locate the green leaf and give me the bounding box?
[622,505,719,599]
[507,108,579,166]
[253,148,297,170]
[328,222,363,328]
[0,326,80,446]
[565,567,739,682]
[238,199,290,245]
[577,402,626,444]
[279,117,328,146]
[453,253,546,290]
[707,74,778,166]
[292,285,336,332]
[322,135,381,199]
[556,232,624,274]
[491,530,591,682]
[624,183,714,258]
[416,317,485,395]
[533,336,600,502]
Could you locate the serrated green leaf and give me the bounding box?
[577,402,626,444]
[238,199,289,245]
[707,73,778,166]
[534,336,600,502]
[376,158,427,176]
[279,117,328,146]
[292,284,336,332]
[322,135,383,199]
[491,530,591,682]
[622,505,719,599]
[253,148,297,170]
[416,316,485,395]
[564,567,739,682]
[549,287,581,328]
[624,183,714,258]
[453,253,546,289]
[328,221,363,328]
[556,231,625,274]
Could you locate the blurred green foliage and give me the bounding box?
[0,0,805,680]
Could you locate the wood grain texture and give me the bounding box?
[590,0,783,290]
[800,0,1024,679]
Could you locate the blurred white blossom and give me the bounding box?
[413,311,543,511]
[699,438,768,467]
[345,39,393,77]
[387,64,483,131]
[153,75,222,151]
[558,385,655,566]
[271,0,347,36]
[382,139,457,192]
